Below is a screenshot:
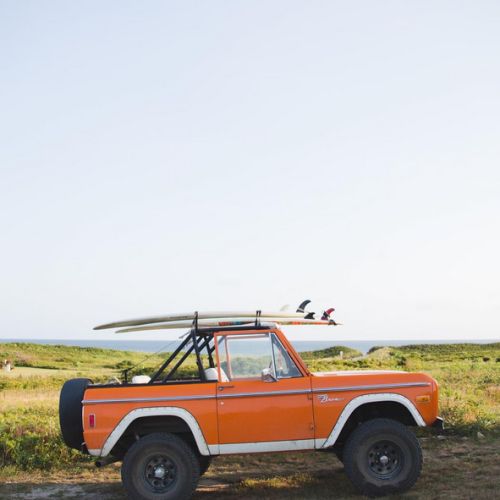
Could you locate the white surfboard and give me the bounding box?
[114,317,337,333]
[94,310,309,331]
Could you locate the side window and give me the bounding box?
[217,334,275,380]
[271,334,302,379]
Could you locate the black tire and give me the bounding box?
[121,433,200,500]
[343,418,422,497]
[59,378,92,450]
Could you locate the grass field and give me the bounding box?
[0,341,498,498]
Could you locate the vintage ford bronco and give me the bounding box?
[59,313,442,499]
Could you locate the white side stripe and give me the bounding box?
[83,382,430,405]
[208,439,316,455]
[312,382,430,393]
[218,389,310,399]
[82,394,214,405]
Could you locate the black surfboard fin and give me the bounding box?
[296,300,311,313]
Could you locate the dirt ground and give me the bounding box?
[1,436,498,499]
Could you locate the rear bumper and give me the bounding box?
[431,417,445,430]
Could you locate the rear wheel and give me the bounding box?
[343,418,422,497]
[121,433,200,500]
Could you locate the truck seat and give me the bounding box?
[204,367,229,382]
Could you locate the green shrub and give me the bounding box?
[0,407,90,470]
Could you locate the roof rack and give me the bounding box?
[148,315,273,384]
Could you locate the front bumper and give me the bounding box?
[431,417,445,430]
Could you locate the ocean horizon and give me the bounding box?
[0,338,497,355]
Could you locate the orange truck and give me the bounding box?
[59,315,443,499]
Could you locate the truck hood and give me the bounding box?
[313,370,405,377]
[311,369,435,391]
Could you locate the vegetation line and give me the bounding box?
[0,342,498,472]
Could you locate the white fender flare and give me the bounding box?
[90,407,210,457]
[316,393,426,449]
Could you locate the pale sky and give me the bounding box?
[1,1,499,342]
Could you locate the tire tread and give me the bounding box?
[343,418,422,497]
[121,432,200,500]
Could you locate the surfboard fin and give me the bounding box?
[280,304,290,311]
[296,300,311,313]
[321,308,335,321]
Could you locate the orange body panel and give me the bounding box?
[311,371,437,439]
[82,328,440,454]
[83,382,218,452]
[216,377,314,443]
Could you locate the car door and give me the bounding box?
[214,331,315,450]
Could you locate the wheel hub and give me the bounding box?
[367,440,403,479]
[153,465,166,478]
[144,455,177,492]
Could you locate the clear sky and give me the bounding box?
[1,1,499,342]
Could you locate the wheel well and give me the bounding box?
[332,402,418,453]
[110,416,198,459]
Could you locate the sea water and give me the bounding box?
[0,338,495,355]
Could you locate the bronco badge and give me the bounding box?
[317,394,344,403]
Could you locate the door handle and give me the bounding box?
[218,385,235,391]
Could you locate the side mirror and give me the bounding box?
[261,367,277,383]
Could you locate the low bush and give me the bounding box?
[0,407,90,470]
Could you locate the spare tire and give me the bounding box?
[59,378,92,450]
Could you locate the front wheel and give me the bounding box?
[343,418,422,497]
[121,433,200,500]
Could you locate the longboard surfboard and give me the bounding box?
[94,310,309,331]
[115,317,337,333]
